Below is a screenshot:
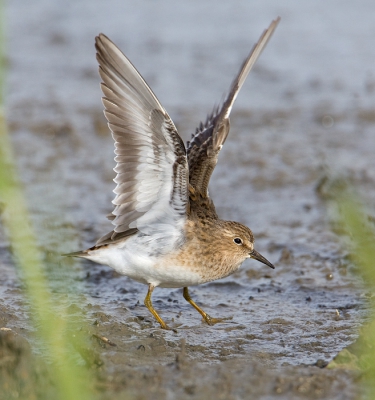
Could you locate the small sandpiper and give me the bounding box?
[65,18,280,330]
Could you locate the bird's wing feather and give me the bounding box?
[187,17,280,197]
[95,34,188,247]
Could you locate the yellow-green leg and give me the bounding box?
[144,284,174,331]
[183,287,230,326]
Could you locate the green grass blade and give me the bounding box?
[331,190,375,398]
[0,4,94,399]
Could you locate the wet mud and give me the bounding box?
[1,104,371,399]
[2,1,375,398]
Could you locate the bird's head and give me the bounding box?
[221,221,274,269]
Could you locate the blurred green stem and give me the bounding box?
[0,111,92,400]
[0,4,91,399]
[333,193,375,398]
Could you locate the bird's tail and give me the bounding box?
[61,250,88,258]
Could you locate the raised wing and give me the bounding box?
[95,34,188,246]
[187,17,280,197]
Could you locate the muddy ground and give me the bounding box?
[1,1,375,399]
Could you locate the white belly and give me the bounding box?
[83,235,203,288]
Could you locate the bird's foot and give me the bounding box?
[159,321,178,333]
[203,314,233,326]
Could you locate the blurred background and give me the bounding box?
[6,0,375,234]
[7,0,375,112]
[2,1,375,398]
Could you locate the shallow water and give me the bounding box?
[1,0,375,398]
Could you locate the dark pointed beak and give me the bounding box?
[250,249,275,269]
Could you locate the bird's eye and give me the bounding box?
[233,238,243,245]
